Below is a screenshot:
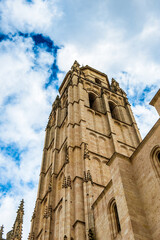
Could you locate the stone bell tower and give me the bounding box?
[28,61,150,240]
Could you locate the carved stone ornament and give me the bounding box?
[111,78,126,96]
[84,143,90,160]
[83,170,92,183]
[28,232,35,240]
[43,206,48,219]
[65,147,69,164]
[62,176,67,188]
[83,171,88,182]
[48,174,52,192]
[71,60,80,73]
[52,95,61,112]
[43,205,52,219]
[88,229,94,240]
[62,175,72,188]
[67,176,72,188]
[87,170,92,182]
[48,205,52,218]
[31,207,36,220]
[47,110,56,129]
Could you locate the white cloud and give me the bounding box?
[0,34,57,238]
[132,104,158,137]
[0,0,62,34]
[0,0,160,239]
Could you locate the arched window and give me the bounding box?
[109,199,121,238]
[95,78,101,85]
[151,146,160,180]
[89,93,98,111]
[157,152,160,162]
[113,203,121,233]
[108,101,120,120]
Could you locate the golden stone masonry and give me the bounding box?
[1,61,160,240]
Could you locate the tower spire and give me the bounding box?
[6,199,24,240]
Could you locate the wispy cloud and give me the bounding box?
[0,0,62,34]
[0,0,159,239]
[0,26,59,239]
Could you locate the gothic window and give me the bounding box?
[88,93,97,111]
[109,199,121,238]
[95,78,101,85]
[151,146,160,179]
[108,101,120,120]
[113,203,121,233]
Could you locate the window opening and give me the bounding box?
[89,93,96,110]
[151,146,160,180]
[114,203,121,233]
[95,78,101,85]
[109,199,121,238]
[157,152,160,162]
[109,101,118,120]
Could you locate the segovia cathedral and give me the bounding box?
[1,61,160,240]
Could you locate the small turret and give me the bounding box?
[1,199,24,240]
[9,199,24,240]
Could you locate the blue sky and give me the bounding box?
[0,0,159,239]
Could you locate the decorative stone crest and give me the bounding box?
[62,176,67,188]
[43,205,52,219]
[48,205,52,218]
[67,176,71,188]
[87,170,92,182]
[43,206,48,218]
[83,170,92,183]
[62,175,72,188]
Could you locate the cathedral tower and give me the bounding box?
[28,61,160,240]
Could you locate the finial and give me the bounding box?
[111,78,126,96]
[0,225,4,239]
[71,60,80,72]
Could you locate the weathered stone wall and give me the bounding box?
[131,119,160,240]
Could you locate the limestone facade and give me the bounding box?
[28,61,160,240]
